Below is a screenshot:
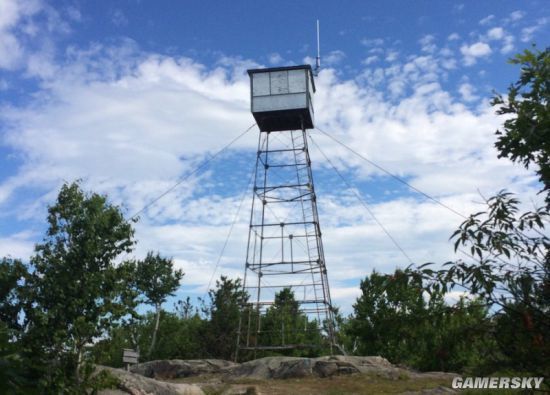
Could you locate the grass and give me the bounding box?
[171,373,454,395]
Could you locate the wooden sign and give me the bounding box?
[123,348,139,364]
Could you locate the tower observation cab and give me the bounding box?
[248,65,315,131]
[236,64,335,360]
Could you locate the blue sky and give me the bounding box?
[0,0,548,313]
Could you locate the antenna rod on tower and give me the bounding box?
[315,20,320,76]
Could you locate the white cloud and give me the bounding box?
[487,27,504,40]
[460,42,492,66]
[361,38,384,47]
[0,33,23,69]
[314,65,536,201]
[501,35,515,54]
[444,290,472,305]
[66,6,82,22]
[521,17,548,42]
[324,50,346,66]
[268,52,283,65]
[362,55,378,65]
[302,55,315,66]
[385,50,399,62]
[419,34,436,53]
[458,82,478,102]
[483,27,514,55]
[330,286,362,305]
[447,33,460,41]
[521,26,537,42]
[0,231,36,259]
[453,4,464,13]
[0,0,70,74]
[111,9,128,27]
[1,45,255,213]
[441,57,457,70]
[509,10,525,21]
[0,0,41,31]
[479,15,495,26]
[0,0,42,69]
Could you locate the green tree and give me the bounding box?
[146,310,206,360]
[331,307,357,355]
[175,296,196,320]
[349,270,426,363]
[134,251,184,358]
[91,322,136,369]
[416,47,550,376]
[0,258,31,393]
[93,309,207,365]
[491,47,550,204]
[259,288,323,358]
[348,269,491,372]
[22,181,137,386]
[417,192,549,374]
[205,276,248,360]
[1,325,33,394]
[0,258,27,333]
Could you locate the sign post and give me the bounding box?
[122,348,139,371]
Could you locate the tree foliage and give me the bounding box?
[416,191,549,374]
[259,288,323,357]
[2,181,138,392]
[347,270,491,372]
[414,48,550,376]
[0,258,27,333]
[204,276,248,360]
[92,310,207,366]
[491,47,550,203]
[93,276,249,363]
[134,251,184,357]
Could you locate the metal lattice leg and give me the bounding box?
[236,127,335,359]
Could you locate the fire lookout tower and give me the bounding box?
[236,65,336,358]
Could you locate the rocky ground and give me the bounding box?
[97,356,459,395]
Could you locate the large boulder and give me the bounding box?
[313,358,360,377]
[96,366,204,395]
[225,355,402,380]
[131,359,238,379]
[124,356,459,394]
[226,357,312,380]
[223,355,459,381]
[315,356,401,379]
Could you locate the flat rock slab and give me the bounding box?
[96,366,204,395]
[126,356,459,395]
[225,356,431,381]
[227,357,314,380]
[128,356,459,383]
[314,356,397,378]
[131,359,239,380]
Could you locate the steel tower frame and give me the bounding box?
[236,125,335,359]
